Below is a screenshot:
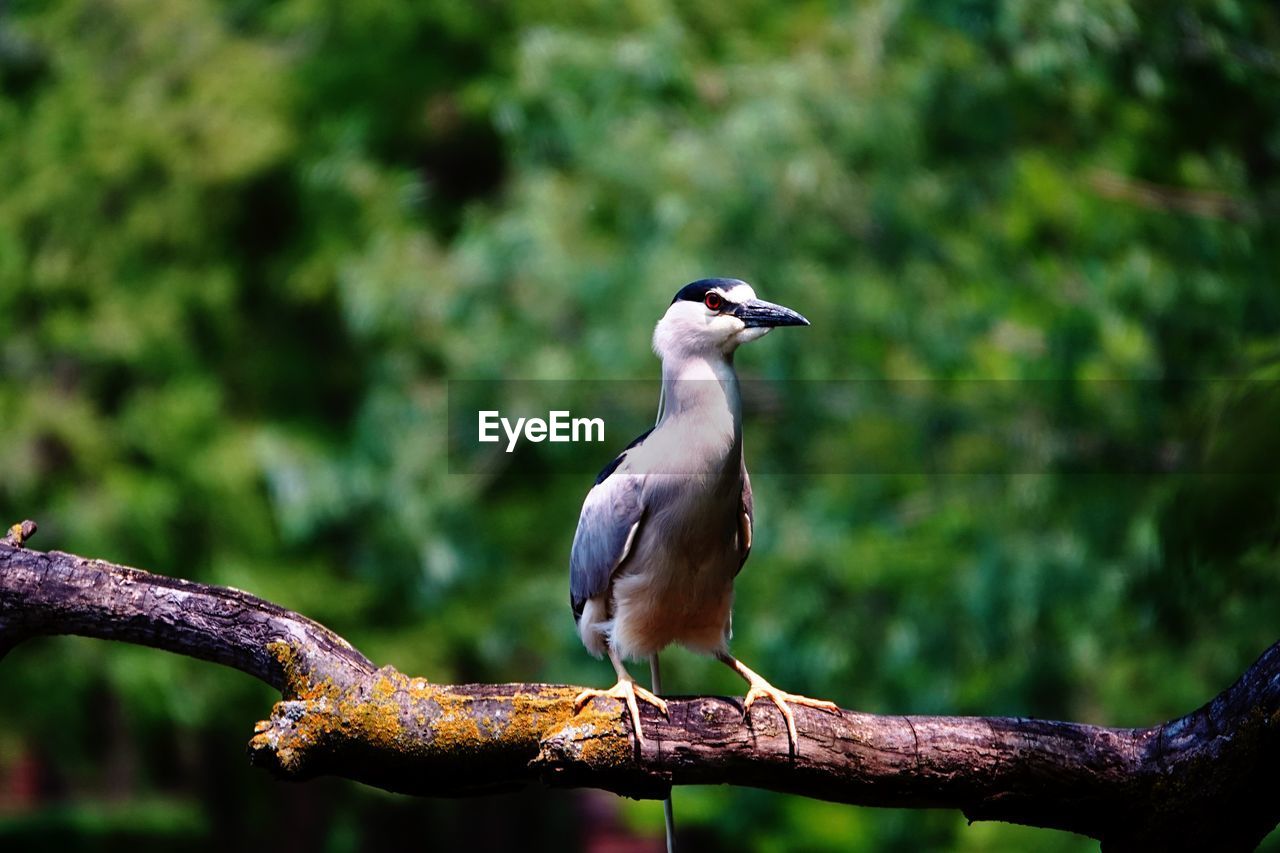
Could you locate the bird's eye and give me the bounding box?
[704,292,724,311]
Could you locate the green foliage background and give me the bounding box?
[1,1,1278,850]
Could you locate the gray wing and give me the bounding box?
[569,430,653,620]
[736,459,753,575]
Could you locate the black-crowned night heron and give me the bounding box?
[570,278,839,755]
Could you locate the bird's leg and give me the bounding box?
[573,649,669,745]
[716,652,840,754]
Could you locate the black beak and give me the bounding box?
[734,298,810,328]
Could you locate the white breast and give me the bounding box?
[605,401,744,660]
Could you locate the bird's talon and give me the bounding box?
[632,683,669,717]
[800,697,841,713]
[732,666,840,754]
[572,677,666,745]
[572,688,605,714]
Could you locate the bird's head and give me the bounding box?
[652,278,809,360]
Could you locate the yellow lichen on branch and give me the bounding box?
[250,639,633,785]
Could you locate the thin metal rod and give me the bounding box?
[650,653,675,853]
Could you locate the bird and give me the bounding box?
[569,278,839,757]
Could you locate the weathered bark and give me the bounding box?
[1,522,1277,851]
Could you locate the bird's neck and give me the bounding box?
[657,352,741,447]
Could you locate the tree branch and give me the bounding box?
[1086,168,1256,222]
[2,522,1277,851]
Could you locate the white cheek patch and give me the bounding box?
[709,314,743,335]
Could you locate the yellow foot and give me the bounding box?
[741,676,839,754]
[574,678,669,745]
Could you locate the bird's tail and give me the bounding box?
[650,654,675,853]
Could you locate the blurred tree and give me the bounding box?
[1,0,1278,850]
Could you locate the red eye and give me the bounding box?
[704,292,723,311]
